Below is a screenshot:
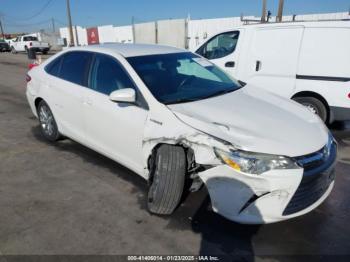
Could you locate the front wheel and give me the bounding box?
[37,100,61,142]
[11,47,17,54]
[293,97,328,123]
[147,144,186,215]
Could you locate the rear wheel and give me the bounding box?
[37,100,61,142]
[11,47,17,54]
[42,50,48,55]
[293,96,328,122]
[147,144,186,215]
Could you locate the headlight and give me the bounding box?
[214,148,300,175]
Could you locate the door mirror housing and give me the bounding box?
[109,88,136,103]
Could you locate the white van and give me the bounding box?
[195,21,350,123]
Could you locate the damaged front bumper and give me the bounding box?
[197,141,337,224]
[198,165,334,224]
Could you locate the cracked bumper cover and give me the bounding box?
[197,163,335,224]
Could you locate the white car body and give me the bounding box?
[195,21,350,123]
[11,35,50,53]
[26,44,337,224]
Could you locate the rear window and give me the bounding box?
[59,52,92,86]
[45,57,62,77]
[23,36,38,41]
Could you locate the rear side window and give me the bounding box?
[23,36,38,41]
[59,52,92,86]
[45,57,62,77]
[90,54,135,95]
[196,31,240,60]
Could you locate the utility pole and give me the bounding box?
[51,18,56,33]
[66,0,75,46]
[261,0,267,22]
[0,17,5,39]
[277,0,284,22]
[131,16,135,44]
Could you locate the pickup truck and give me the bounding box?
[0,39,11,52]
[10,35,50,54]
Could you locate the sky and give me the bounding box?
[0,0,349,33]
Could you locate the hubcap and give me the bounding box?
[304,103,319,115]
[39,105,54,136]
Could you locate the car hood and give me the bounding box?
[167,85,329,157]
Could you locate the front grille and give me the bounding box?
[283,140,337,216]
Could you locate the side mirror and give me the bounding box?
[109,88,136,103]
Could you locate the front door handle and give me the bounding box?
[225,61,235,68]
[256,60,262,72]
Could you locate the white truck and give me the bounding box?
[195,21,350,124]
[10,35,50,54]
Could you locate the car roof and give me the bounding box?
[218,20,350,31]
[68,43,187,58]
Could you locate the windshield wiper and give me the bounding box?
[198,88,236,101]
[165,97,200,105]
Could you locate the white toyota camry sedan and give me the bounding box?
[26,44,337,224]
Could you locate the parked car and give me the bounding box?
[11,35,50,54]
[195,21,350,124]
[0,39,11,52]
[26,44,337,224]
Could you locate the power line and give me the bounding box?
[3,0,54,21]
[3,19,52,27]
[54,18,67,26]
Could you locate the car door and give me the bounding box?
[13,37,20,51]
[83,53,148,174]
[45,51,93,143]
[239,26,304,97]
[196,30,242,77]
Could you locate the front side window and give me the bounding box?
[127,52,241,105]
[197,31,240,60]
[90,54,135,95]
[59,52,92,86]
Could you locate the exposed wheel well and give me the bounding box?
[291,91,330,122]
[147,143,195,184]
[34,97,43,109]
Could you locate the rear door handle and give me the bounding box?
[256,60,262,72]
[225,61,235,68]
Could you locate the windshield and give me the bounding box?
[127,52,241,104]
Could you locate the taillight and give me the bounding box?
[28,63,38,70]
[26,74,32,83]
[29,42,32,47]
[348,93,350,99]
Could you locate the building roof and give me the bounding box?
[73,43,186,57]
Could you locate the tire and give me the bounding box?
[147,144,186,215]
[25,46,28,54]
[37,100,61,142]
[293,96,328,122]
[11,47,17,54]
[42,50,48,55]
